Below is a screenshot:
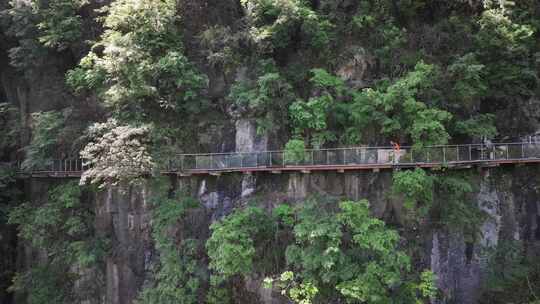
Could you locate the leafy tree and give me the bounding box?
[284,199,430,303]
[79,119,154,188]
[285,62,454,147]
[348,61,452,147]
[208,199,435,303]
[206,206,275,284]
[66,0,207,125]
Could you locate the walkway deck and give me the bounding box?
[8,142,540,178]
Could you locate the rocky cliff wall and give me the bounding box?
[46,163,537,304]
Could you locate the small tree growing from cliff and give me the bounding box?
[79,119,154,188]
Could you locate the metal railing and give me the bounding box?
[10,142,540,174]
[167,142,540,172]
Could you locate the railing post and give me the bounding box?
[469,145,472,161]
[211,154,214,169]
[410,148,413,163]
[269,152,272,167]
[343,150,346,165]
[443,146,446,163]
[326,151,329,165]
[181,155,185,171]
[195,156,198,169]
[522,143,525,159]
[311,150,314,165]
[480,145,484,160]
[456,146,459,162]
[241,153,244,168]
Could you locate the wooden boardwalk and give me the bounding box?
[7,142,540,178]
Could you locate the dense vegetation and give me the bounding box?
[1,0,540,303]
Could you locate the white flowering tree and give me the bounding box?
[79,119,154,187]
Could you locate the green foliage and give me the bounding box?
[0,103,20,155]
[354,62,451,147]
[475,8,537,98]
[199,26,244,74]
[137,179,202,304]
[434,174,485,242]
[206,206,274,283]
[454,114,498,139]
[273,203,295,227]
[392,169,486,241]
[446,53,488,109]
[22,110,65,170]
[66,0,207,125]
[481,240,540,304]
[392,168,434,216]
[418,270,438,300]
[276,199,432,303]
[241,0,333,53]
[0,168,18,222]
[35,0,87,50]
[8,181,107,303]
[0,0,86,73]
[229,60,295,134]
[264,271,319,304]
[206,287,232,304]
[289,69,343,147]
[9,265,73,304]
[0,167,18,302]
[1,0,47,69]
[284,138,306,164]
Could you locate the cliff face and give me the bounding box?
[2,0,540,303]
[60,162,540,304]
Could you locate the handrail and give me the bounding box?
[9,142,540,174]
[174,142,533,157]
